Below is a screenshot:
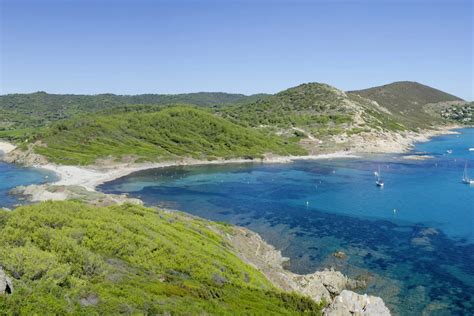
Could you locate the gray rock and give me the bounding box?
[325,290,390,316]
[0,267,13,295]
[80,293,99,306]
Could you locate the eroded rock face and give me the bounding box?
[324,290,390,315]
[0,268,13,295]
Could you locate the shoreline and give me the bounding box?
[38,152,360,191]
[0,124,465,195]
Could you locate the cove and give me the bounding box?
[99,128,474,315]
[0,162,56,208]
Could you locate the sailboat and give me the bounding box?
[374,167,384,187]
[462,163,474,184]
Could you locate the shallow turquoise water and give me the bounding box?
[100,128,474,315]
[0,161,56,208]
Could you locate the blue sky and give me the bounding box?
[1,0,472,99]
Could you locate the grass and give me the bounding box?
[0,201,323,315]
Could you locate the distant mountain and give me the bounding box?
[348,81,464,128]
[0,91,268,129]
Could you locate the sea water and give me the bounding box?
[0,162,56,208]
[100,128,474,315]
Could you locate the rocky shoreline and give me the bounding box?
[226,226,390,315]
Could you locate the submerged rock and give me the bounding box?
[0,268,13,295]
[333,250,347,259]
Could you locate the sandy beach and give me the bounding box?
[37,152,359,191]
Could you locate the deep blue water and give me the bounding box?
[0,161,56,208]
[100,128,474,315]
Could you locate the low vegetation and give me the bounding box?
[221,83,358,137]
[0,201,323,314]
[438,102,473,124]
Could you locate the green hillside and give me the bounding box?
[0,201,323,315]
[223,83,356,134]
[222,83,405,138]
[21,106,304,165]
[1,82,467,165]
[348,81,463,129]
[0,91,267,129]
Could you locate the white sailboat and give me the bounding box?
[462,163,474,184]
[374,167,384,187]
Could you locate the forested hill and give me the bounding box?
[26,106,305,165]
[0,91,268,129]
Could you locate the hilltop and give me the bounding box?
[222,82,409,152]
[348,81,464,129]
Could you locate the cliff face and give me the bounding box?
[226,226,391,315]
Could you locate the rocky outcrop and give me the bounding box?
[10,184,142,207]
[1,143,48,165]
[225,227,390,315]
[325,290,390,315]
[0,267,13,295]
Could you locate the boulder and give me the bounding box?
[325,290,390,316]
[0,268,13,295]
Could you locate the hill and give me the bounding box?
[1,81,468,164]
[221,83,406,152]
[15,106,304,165]
[0,91,268,129]
[0,201,323,314]
[348,81,464,128]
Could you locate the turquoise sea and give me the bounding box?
[0,161,56,208]
[100,128,474,315]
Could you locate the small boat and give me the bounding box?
[469,148,474,152]
[446,149,453,154]
[462,163,474,184]
[374,167,384,187]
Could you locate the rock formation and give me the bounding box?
[0,267,13,295]
[225,227,390,315]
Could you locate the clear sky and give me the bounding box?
[1,0,472,100]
